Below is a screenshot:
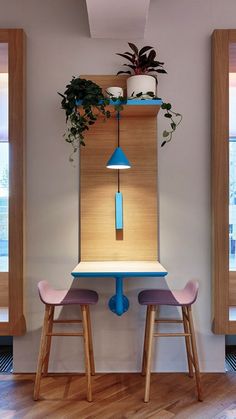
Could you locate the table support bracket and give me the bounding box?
[108,277,129,316]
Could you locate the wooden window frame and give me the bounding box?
[0,29,26,335]
[212,29,236,334]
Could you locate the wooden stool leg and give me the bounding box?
[33,305,51,401]
[182,306,193,378]
[86,305,95,376]
[81,305,92,402]
[144,305,156,403]
[43,306,54,376]
[187,305,203,402]
[141,305,151,376]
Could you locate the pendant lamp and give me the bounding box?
[106,112,131,230]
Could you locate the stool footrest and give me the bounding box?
[153,332,191,337]
[155,318,183,324]
[53,319,82,324]
[46,332,83,337]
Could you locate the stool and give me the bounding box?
[138,280,202,402]
[33,280,98,401]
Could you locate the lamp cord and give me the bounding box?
[117,111,120,193]
[117,111,120,147]
[118,170,120,193]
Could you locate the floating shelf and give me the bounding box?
[76,99,162,117]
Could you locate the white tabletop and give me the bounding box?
[72,261,167,278]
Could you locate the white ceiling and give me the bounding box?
[86,0,150,39]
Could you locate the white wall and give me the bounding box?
[0,0,233,373]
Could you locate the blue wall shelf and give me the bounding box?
[76,98,162,117]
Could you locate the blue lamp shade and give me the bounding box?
[106,147,131,169]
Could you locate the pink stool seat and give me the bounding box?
[38,280,98,306]
[138,280,199,307]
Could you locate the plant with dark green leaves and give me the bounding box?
[58,77,111,160]
[130,90,183,147]
[117,42,167,78]
[160,102,183,147]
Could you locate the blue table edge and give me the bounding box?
[71,271,168,278]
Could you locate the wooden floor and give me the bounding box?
[0,372,236,418]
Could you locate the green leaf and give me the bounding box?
[146,91,155,97]
[156,69,167,74]
[148,50,156,61]
[161,140,167,147]
[116,53,134,63]
[163,130,169,137]
[117,70,131,75]
[152,60,164,66]
[58,92,65,98]
[164,113,172,118]
[124,51,134,56]
[128,42,139,55]
[139,46,153,56]
[171,122,176,130]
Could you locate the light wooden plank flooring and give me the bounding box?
[0,372,236,418]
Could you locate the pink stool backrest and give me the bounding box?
[177,280,199,305]
[38,280,67,305]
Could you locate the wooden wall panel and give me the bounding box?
[0,29,26,335]
[229,272,236,305]
[0,273,8,306]
[80,76,158,261]
[212,30,230,334]
[212,30,236,333]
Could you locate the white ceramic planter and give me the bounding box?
[105,86,123,98]
[127,75,156,99]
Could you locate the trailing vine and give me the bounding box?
[58,77,111,160]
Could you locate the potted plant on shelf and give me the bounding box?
[59,43,182,157]
[58,77,111,160]
[116,42,182,146]
[117,42,167,98]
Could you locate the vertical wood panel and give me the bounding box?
[80,76,158,261]
[228,31,236,311]
[212,30,230,333]
[0,29,26,335]
[8,29,26,334]
[229,272,236,305]
[0,273,8,306]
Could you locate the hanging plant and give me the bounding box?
[160,102,183,147]
[58,77,111,160]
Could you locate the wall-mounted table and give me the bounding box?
[71,261,168,316]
